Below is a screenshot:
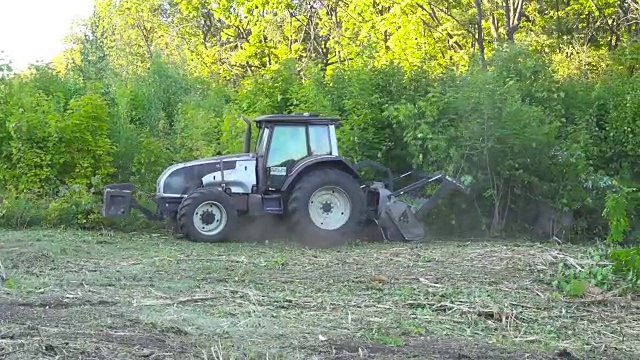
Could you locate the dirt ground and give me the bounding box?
[0,229,638,359]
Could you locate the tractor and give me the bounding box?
[102,113,469,244]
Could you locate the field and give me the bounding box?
[0,229,638,360]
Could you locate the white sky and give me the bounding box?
[0,0,95,72]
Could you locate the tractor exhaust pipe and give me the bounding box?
[242,116,252,153]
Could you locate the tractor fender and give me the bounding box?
[281,155,360,194]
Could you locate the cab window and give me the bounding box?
[308,125,331,155]
[256,127,269,156]
[266,125,308,167]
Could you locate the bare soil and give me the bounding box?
[0,229,638,359]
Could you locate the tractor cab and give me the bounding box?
[247,114,343,193]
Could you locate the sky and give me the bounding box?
[0,0,96,72]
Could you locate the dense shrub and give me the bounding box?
[554,185,639,297]
[0,45,638,246]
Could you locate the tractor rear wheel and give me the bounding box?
[176,187,238,242]
[287,167,366,247]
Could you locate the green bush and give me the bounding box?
[610,247,640,290]
[554,186,640,297]
[173,85,232,160]
[56,93,115,188]
[553,248,616,297]
[4,86,65,195]
[45,186,104,230]
[0,194,48,229]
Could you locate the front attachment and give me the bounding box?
[102,183,158,220]
[368,182,426,241]
[407,174,470,219]
[362,167,470,241]
[102,183,136,217]
[382,196,427,241]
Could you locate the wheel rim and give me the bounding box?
[193,201,227,236]
[308,186,352,230]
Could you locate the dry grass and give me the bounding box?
[0,229,638,359]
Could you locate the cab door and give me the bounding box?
[264,124,309,190]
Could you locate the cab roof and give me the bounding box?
[254,113,341,126]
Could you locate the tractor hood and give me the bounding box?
[172,153,256,165]
[156,153,256,196]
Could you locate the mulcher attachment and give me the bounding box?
[102,183,157,220]
[356,162,469,241]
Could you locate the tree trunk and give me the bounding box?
[474,0,486,64]
[503,0,525,42]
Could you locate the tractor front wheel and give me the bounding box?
[287,167,366,247]
[177,187,238,242]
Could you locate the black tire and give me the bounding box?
[176,187,238,242]
[287,167,367,247]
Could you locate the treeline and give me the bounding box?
[0,0,638,244]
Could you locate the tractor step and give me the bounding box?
[263,194,284,214]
